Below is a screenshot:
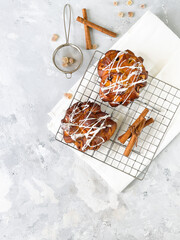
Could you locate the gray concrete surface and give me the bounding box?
[0,0,180,239]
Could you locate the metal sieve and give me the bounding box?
[52,4,83,79]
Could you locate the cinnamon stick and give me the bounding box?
[76,16,117,38]
[118,108,149,144]
[124,118,146,157]
[119,117,154,142]
[82,9,92,50]
[144,118,154,128]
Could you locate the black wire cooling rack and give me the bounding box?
[56,50,180,180]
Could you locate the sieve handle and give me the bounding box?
[63,4,71,44]
[65,73,72,79]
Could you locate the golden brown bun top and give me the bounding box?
[98,50,148,106]
[61,101,117,151]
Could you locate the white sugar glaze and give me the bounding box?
[61,102,114,151]
[101,50,147,104]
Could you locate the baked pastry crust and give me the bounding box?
[61,101,117,151]
[98,50,148,107]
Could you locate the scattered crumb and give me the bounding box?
[64,93,73,99]
[51,34,59,41]
[113,1,118,6]
[92,44,98,49]
[62,57,69,64]
[140,4,146,9]
[118,12,124,17]
[68,57,74,65]
[128,12,134,17]
[127,0,133,6]
[62,62,68,67]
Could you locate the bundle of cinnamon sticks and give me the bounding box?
[77,9,117,50]
[118,108,154,157]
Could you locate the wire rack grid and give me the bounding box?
[56,50,180,180]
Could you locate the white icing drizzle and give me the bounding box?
[61,102,113,151]
[101,51,147,104]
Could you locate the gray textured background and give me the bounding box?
[0,0,180,239]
